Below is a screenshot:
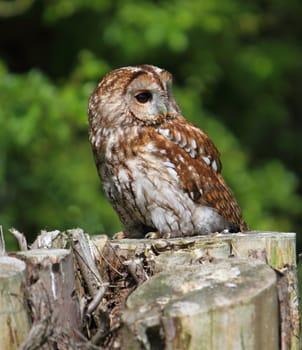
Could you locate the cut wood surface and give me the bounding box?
[92,230,299,350]
[0,229,299,350]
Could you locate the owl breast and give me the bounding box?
[95,121,228,238]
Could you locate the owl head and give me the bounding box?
[88,64,181,128]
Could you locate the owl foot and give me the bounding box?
[112,231,127,239]
[144,231,163,239]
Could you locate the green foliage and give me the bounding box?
[0,0,301,249]
[0,59,121,247]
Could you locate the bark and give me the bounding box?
[17,249,81,350]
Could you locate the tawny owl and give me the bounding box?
[88,64,248,238]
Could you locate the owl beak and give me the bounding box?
[159,104,168,116]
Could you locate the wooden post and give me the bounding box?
[92,230,300,350]
[2,229,298,349]
[0,256,31,350]
[17,249,81,349]
[120,259,278,350]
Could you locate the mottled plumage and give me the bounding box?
[88,64,248,238]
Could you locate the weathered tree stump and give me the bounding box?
[91,231,299,350]
[120,259,278,350]
[16,249,81,349]
[0,256,31,350]
[0,229,299,350]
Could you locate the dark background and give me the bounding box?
[0,0,301,252]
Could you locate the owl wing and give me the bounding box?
[153,116,246,229]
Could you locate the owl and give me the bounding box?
[88,64,248,238]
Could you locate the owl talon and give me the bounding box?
[145,231,162,239]
[112,231,127,240]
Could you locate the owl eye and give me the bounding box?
[135,91,152,104]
